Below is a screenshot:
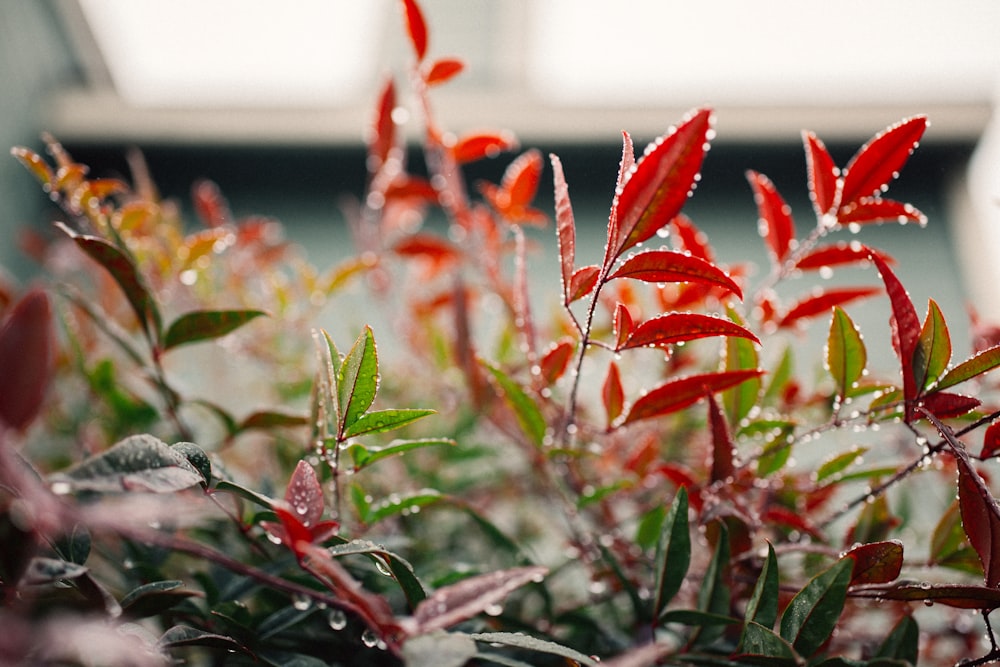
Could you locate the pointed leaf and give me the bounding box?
[364,489,443,524]
[393,234,461,263]
[838,197,926,226]
[0,288,55,431]
[236,410,309,433]
[368,78,397,172]
[400,0,428,61]
[485,362,546,446]
[348,437,454,471]
[609,108,712,260]
[816,447,868,483]
[840,116,927,206]
[843,541,904,586]
[49,434,203,493]
[778,287,881,328]
[918,391,980,419]
[413,566,547,634]
[338,326,379,434]
[55,222,161,342]
[11,146,55,191]
[451,131,518,164]
[284,461,325,529]
[608,249,742,298]
[615,130,636,190]
[468,632,597,667]
[191,179,231,227]
[653,487,690,618]
[935,343,1000,391]
[874,614,919,664]
[802,130,839,216]
[121,580,199,618]
[871,254,921,410]
[779,558,852,657]
[696,522,731,647]
[162,309,266,351]
[343,408,436,438]
[723,310,761,425]
[671,213,715,261]
[826,306,867,402]
[738,622,799,664]
[794,242,892,271]
[603,361,625,427]
[743,543,779,631]
[539,338,576,385]
[708,394,735,483]
[747,170,796,264]
[423,57,464,86]
[500,149,544,211]
[623,369,763,426]
[159,625,251,655]
[852,582,1000,609]
[550,153,578,304]
[568,265,600,302]
[620,312,758,351]
[613,302,634,350]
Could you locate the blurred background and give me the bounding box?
[2,0,1000,348]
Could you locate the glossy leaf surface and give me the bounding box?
[348,437,454,471]
[779,287,881,328]
[779,558,852,657]
[803,130,838,216]
[653,487,690,618]
[338,326,379,435]
[843,540,904,586]
[485,362,546,446]
[623,369,763,426]
[162,309,266,351]
[871,254,921,414]
[840,116,928,206]
[826,306,866,402]
[343,408,436,438]
[747,170,795,264]
[743,543,779,631]
[550,153,577,304]
[619,312,758,351]
[49,434,203,493]
[608,249,742,298]
[794,242,889,271]
[935,344,1000,391]
[413,566,547,634]
[838,197,925,226]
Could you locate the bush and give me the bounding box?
[4,1,1000,665]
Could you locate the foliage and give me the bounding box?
[5,2,1000,665]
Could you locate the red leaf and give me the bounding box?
[623,369,763,426]
[393,234,461,263]
[747,170,796,264]
[983,422,1000,460]
[450,132,518,165]
[285,461,325,529]
[423,57,464,86]
[838,197,926,227]
[192,180,231,227]
[550,154,577,304]
[871,254,921,413]
[620,312,759,351]
[609,109,713,261]
[777,287,882,328]
[615,130,636,191]
[917,391,981,420]
[603,361,625,427]
[761,506,822,540]
[368,79,397,171]
[480,150,546,224]
[539,338,575,385]
[802,130,839,216]
[707,394,734,482]
[613,302,635,350]
[0,288,55,431]
[670,213,714,261]
[793,242,892,271]
[608,249,742,299]
[384,176,438,204]
[10,146,55,191]
[840,116,928,207]
[400,0,428,62]
[568,265,600,303]
[843,541,904,586]
[267,505,314,556]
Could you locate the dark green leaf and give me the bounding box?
[743,543,779,631]
[171,441,211,484]
[121,580,200,618]
[52,523,92,565]
[162,309,266,351]
[736,622,798,665]
[779,558,852,657]
[826,306,866,402]
[22,557,88,585]
[468,632,597,666]
[338,326,379,434]
[653,487,690,618]
[159,624,252,655]
[343,408,436,438]
[484,362,546,447]
[874,614,919,664]
[326,540,427,608]
[912,299,950,392]
[659,609,739,627]
[49,434,203,493]
[257,606,314,639]
[237,410,308,433]
[695,522,731,644]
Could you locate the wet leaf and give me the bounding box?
[11,146,55,190]
[743,543,779,631]
[284,461,325,529]
[838,197,925,226]
[0,288,55,431]
[816,447,868,483]
[671,213,714,260]
[826,306,866,402]
[49,434,203,493]
[603,361,625,428]
[983,422,1000,459]
[568,265,600,302]
[236,410,309,433]
[609,108,712,261]
[327,541,427,608]
[423,57,464,86]
[121,580,200,618]
[802,130,839,216]
[365,489,443,524]
[450,131,518,164]
[912,298,951,392]
[747,170,795,264]
[619,312,758,351]
[469,633,595,666]
[550,153,578,304]
[608,249,742,298]
[623,369,764,426]
[840,116,927,206]
[413,566,547,634]
[480,149,545,224]
[851,582,1000,610]
[400,0,428,61]
[338,326,379,435]
[935,343,1000,391]
[917,391,980,419]
[779,558,852,657]
[162,309,266,351]
[613,302,634,349]
[722,309,761,425]
[653,487,690,618]
[369,78,397,170]
[343,408,436,438]
[738,622,798,664]
[843,541,904,586]
[348,437,454,471]
[484,362,546,447]
[171,442,211,485]
[778,287,881,328]
[539,338,575,385]
[159,625,252,655]
[794,242,891,271]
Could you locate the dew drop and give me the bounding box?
[327,608,348,630]
[292,593,312,611]
[484,603,503,617]
[375,558,392,576]
[50,481,72,495]
[361,628,379,648]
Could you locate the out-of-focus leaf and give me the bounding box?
[816,447,868,483]
[213,479,274,509]
[236,410,308,433]
[874,614,919,664]
[983,422,1000,459]
[603,361,625,428]
[11,146,55,190]
[191,179,231,227]
[480,149,546,225]
[840,116,928,206]
[468,632,596,666]
[404,632,477,667]
[171,442,211,485]
[550,153,578,305]
[49,434,203,493]
[348,437,454,471]
[393,234,462,264]
[794,241,891,271]
[484,362,546,447]
[671,213,714,260]
[539,338,575,385]
[338,326,379,435]
[413,566,547,634]
[917,391,980,419]
[423,57,464,86]
[723,308,761,425]
[369,78,396,170]
[121,580,200,618]
[838,197,925,226]
[400,0,428,61]
[608,249,742,299]
[779,558,852,657]
[826,306,866,402]
[619,312,758,351]
[850,582,1000,610]
[843,541,903,586]
[913,298,950,392]
[364,489,443,524]
[743,543,779,631]
[653,487,690,619]
[802,130,839,216]
[450,131,518,164]
[747,170,795,264]
[55,222,162,342]
[608,108,712,261]
[622,369,763,426]
[53,524,92,566]
[162,309,266,351]
[778,287,881,328]
[847,492,899,546]
[159,625,252,655]
[22,557,89,585]
[0,288,55,430]
[613,303,634,350]
[708,395,734,483]
[343,408,436,438]
[935,344,1000,391]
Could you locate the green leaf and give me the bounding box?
[756,422,796,477]
[237,410,309,434]
[636,505,666,551]
[763,346,794,403]
[874,613,919,664]
[659,609,739,627]
[816,447,868,482]
[326,540,427,608]
[779,558,852,657]
[170,441,211,484]
[912,298,951,392]
[213,479,275,509]
[55,222,162,344]
[366,489,444,524]
[723,308,761,425]
[49,434,203,493]
[52,523,92,565]
[826,306,866,402]
[743,543,779,631]
[121,580,200,618]
[695,522,731,644]
[338,326,379,434]
[653,487,691,619]
[468,632,597,666]
[935,344,1000,391]
[736,622,799,665]
[159,625,251,654]
[343,408,436,438]
[484,362,547,447]
[162,309,266,351]
[348,437,454,470]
